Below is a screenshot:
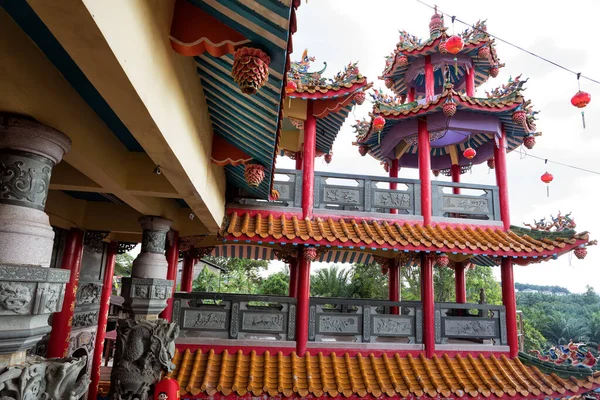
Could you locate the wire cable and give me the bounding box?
[414,0,600,86]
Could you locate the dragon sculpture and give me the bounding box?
[352,119,372,141]
[524,211,576,232]
[530,341,598,369]
[485,75,528,99]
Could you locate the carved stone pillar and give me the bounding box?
[121,216,173,318]
[0,115,71,366]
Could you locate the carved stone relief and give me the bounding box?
[141,229,167,254]
[229,303,239,338]
[373,192,411,209]
[0,150,53,211]
[288,305,296,340]
[0,281,34,314]
[444,319,497,337]
[273,183,291,200]
[308,306,316,340]
[372,316,413,336]
[109,319,179,400]
[318,315,360,334]
[183,310,227,330]
[323,187,360,205]
[72,311,99,329]
[241,312,284,332]
[442,196,489,213]
[76,282,101,305]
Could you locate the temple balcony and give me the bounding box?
[232,169,502,225]
[173,292,509,353]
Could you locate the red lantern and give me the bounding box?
[373,116,386,131]
[512,110,527,125]
[383,162,389,172]
[443,101,457,117]
[541,171,553,184]
[489,65,499,78]
[232,47,270,95]
[358,145,369,156]
[436,254,449,267]
[324,153,332,164]
[478,46,490,59]
[154,378,180,400]
[304,247,317,262]
[286,80,297,94]
[523,135,536,149]
[432,169,440,177]
[463,147,476,160]
[354,91,366,105]
[574,247,587,260]
[244,164,265,187]
[397,54,409,67]
[445,35,464,54]
[571,91,591,108]
[438,41,448,54]
[487,158,495,169]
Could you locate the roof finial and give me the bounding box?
[429,5,444,39]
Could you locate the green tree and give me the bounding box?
[114,252,133,277]
[348,263,388,300]
[466,266,502,305]
[522,319,547,351]
[540,313,591,344]
[433,266,455,302]
[192,266,220,292]
[260,271,289,296]
[203,257,268,294]
[311,266,352,298]
[401,264,421,301]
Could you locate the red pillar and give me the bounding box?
[466,66,475,97]
[160,231,180,321]
[501,258,519,358]
[288,258,298,298]
[389,158,399,214]
[302,101,316,219]
[88,241,118,400]
[47,228,85,358]
[425,55,434,102]
[295,253,311,356]
[388,260,400,314]
[407,87,416,103]
[494,125,511,230]
[451,164,461,195]
[295,151,303,170]
[455,262,466,303]
[181,252,195,293]
[420,253,435,358]
[418,119,432,225]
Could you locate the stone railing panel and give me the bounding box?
[432,182,500,220]
[435,303,507,345]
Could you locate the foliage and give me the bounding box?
[348,263,388,300]
[465,266,501,305]
[401,264,421,301]
[114,253,133,277]
[310,265,352,298]
[515,282,570,294]
[522,319,547,351]
[203,256,268,294]
[260,271,289,296]
[192,266,221,292]
[433,266,456,302]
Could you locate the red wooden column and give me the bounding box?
[388,259,400,314]
[295,151,303,170]
[181,252,195,293]
[451,164,461,195]
[494,125,511,230]
[418,119,432,225]
[425,55,434,102]
[501,258,519,358]
[88,241,118,400]
[455,262,467,303]
[295,252,311,356]
[420,253,435,358]
[389,159,399,214]
[407,87,416,103]
[47,228,85,358]
[466,66,475,97]
[160,231,180,321]
[288,258,298,298]
[302,100,316,219]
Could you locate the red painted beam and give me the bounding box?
[418,119,432,225]
[451,164,461,195]
[160,231,180,321]
[466,66,475,97]
[389,158,399,214]
[501,258,519,358]
[295,253,310,356]
[181,252,195,293]
[88,241,117,400]
[424,55,434,102]
[494,125,511,230]
[421,253,435,358]
[288,258,298,298]
[294,151,303,170]
[47,228,85,358]
[407,87,416,103]
[302,100,316,219]
[388,260,400,315]
[455,262,466,304]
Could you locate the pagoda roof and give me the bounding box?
[381,18,503,97]
[355,80,539,169]
[220,210,591,265]
[168,348,600,399]
[285,51,371,155]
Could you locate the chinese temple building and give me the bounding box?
[0,1,599,400]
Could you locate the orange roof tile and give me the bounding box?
[222,211,589,259]
[168,350,600,398]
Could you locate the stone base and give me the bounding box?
[131,251,168,279]
[121,277,173,317]
[0,265,69,354]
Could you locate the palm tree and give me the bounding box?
[541,313,590,344]
[311,266,352,298]
[192,266,221,292]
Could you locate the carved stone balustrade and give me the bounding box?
[172,292,297,341]
[435,302,507,346]
[431,181,501,221]
[308,298,423,343]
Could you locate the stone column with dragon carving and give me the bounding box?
[0,114,90,399]
[109,216,180,399]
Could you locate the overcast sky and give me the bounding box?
[272,0,600,293]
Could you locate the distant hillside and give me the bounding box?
[515,282,570,294]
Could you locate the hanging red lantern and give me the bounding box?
[244,163,265,187]
[478,46,490,59]
[432,169,440,177]
[383,162,389,172]
[373,116,386,131]
[286,80,297,94]
[438,41,448,54]
[541,171,553,184]
[523,135,536,149]
[154,378,180,400]
[385,78,394,89]
[397,54,409,67]
[463,147,476,160]
[436,254,450,267]
[489,65,499,78]
[571,90,591,129]
[487,158,495,169]
[443,100,457,117]
[574,246,588,260]
[304,246,317,262]
[324,153,332,164]
[232,47,270,95]
[358,145,369,156]
[445,35,464,54]
[354,91,366,105]
[512,109,527,125]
